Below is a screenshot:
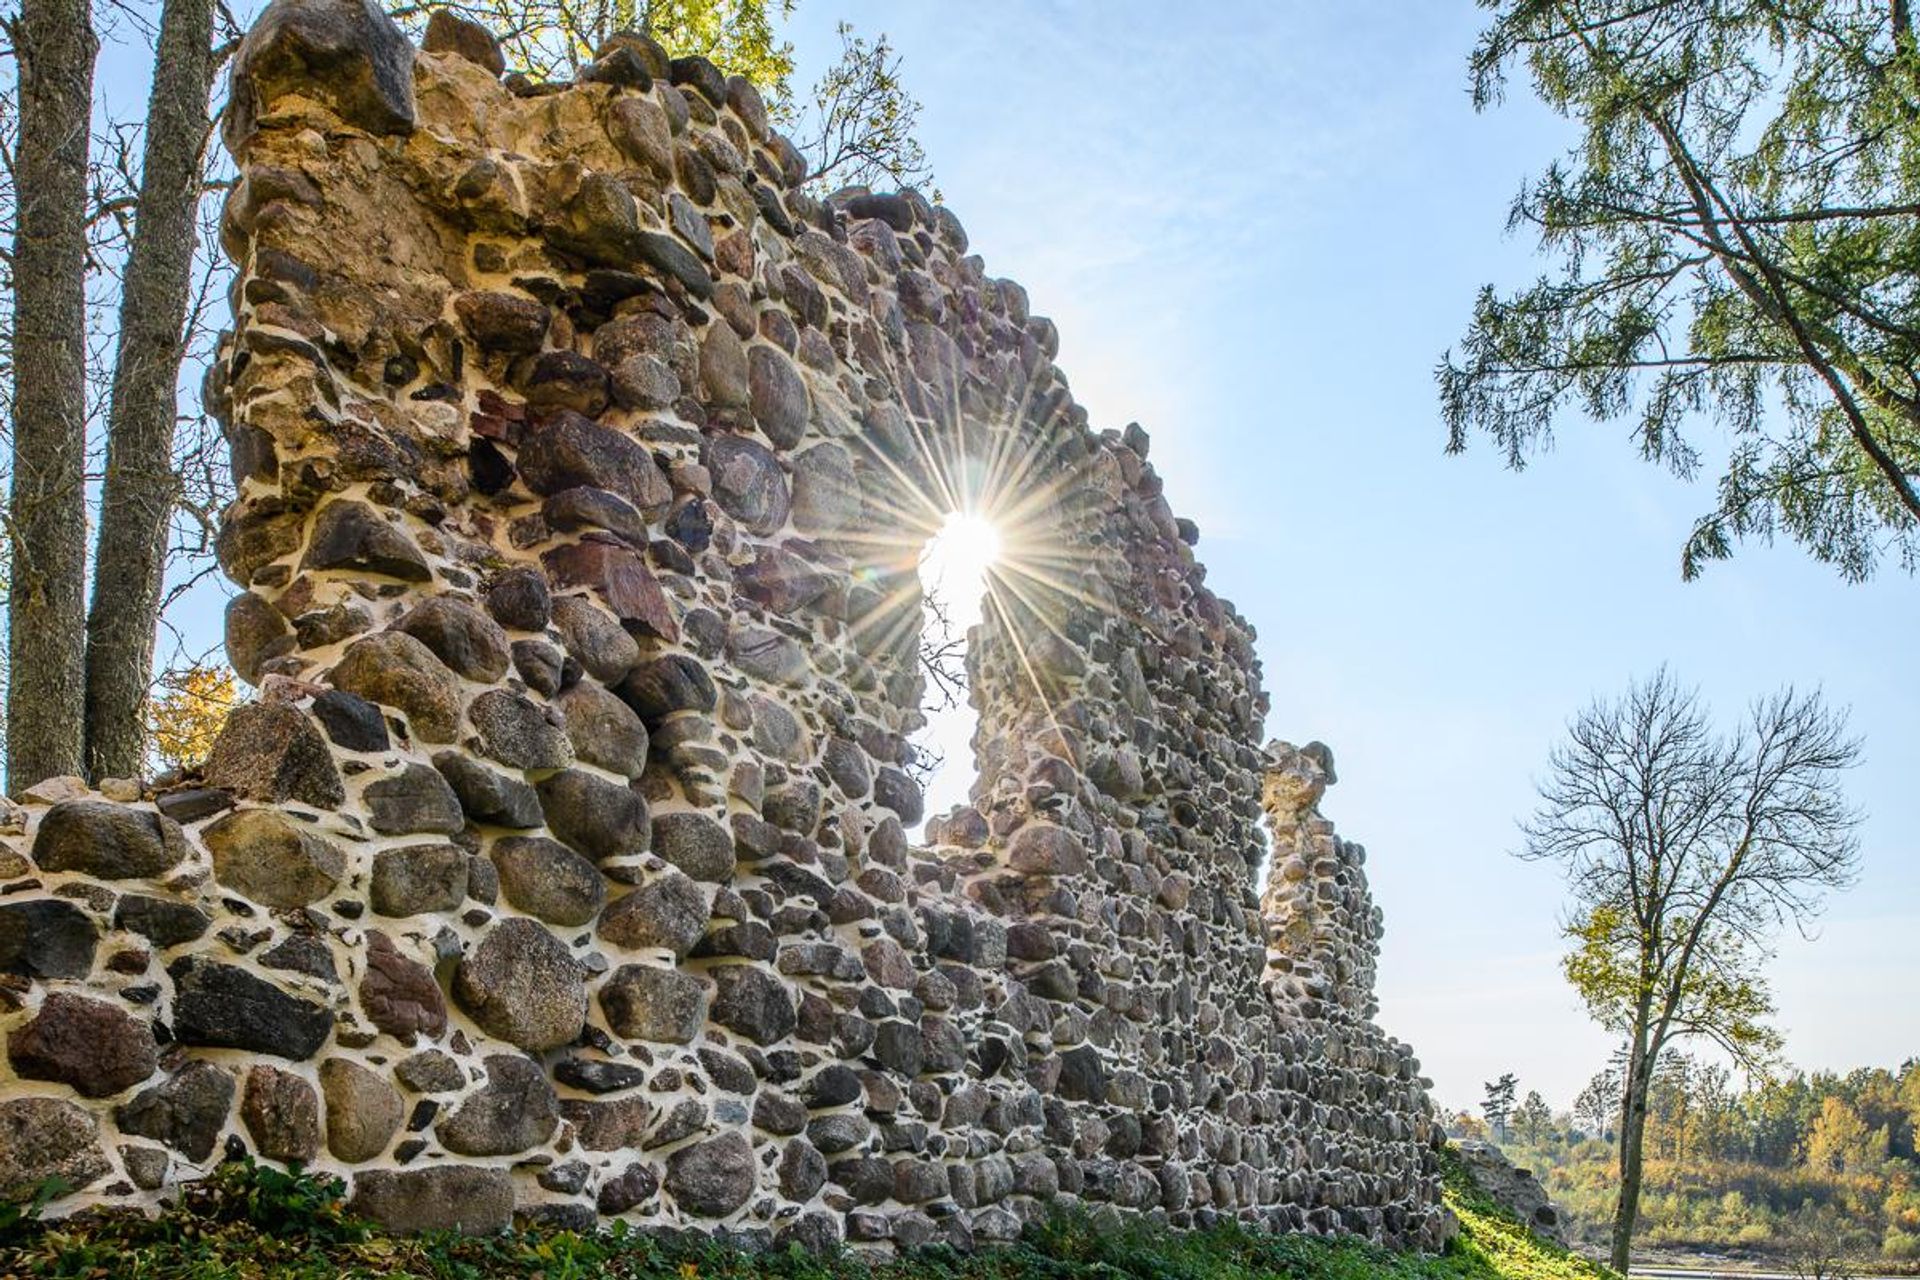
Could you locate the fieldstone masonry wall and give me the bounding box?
[0,0,1451,1252]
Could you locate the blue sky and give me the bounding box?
[101,0,1914,1116]
[785,0,1920,1112]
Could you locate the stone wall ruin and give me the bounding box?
[0,0,1452,1251]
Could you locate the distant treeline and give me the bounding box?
[1446,1055,1920,1263]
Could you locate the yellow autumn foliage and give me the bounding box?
[145,664,241,771]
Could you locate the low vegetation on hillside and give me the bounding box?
[0,1147,1613,1280]
[1453,1055,1920,1265]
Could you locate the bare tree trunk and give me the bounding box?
[1611,1033,1654,1274]
[5,0,98,792]
[83,0,218,781]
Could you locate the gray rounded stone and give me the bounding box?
[32,801,188,881]
[470,689,574,771]
[113,1059,236,1162]
[370,843,469,916]
[0,899,99,979]
[203,809,346,909]
[599,963,707,1043]
[550,595,639,683]
[704,434,789,536]
[556,681,650,777]
[319,1057,403,1162]
[597,870,708,956]
[491,836,606,927]
[0,1098,110,1201]
[394,595,511,682]
[709,965,795,1045]
[748,345,808,449]
[453,917,588,1051]
[664,1130,756,1216]
[349,1166,515,1234]
[537,769,650,862]
[651,811,735,883]
[437,1053,560,1155]
[365,762,465,835]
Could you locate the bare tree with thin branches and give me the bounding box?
[1522,668,1863,1273]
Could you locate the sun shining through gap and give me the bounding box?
[920,512,1002,630]
[911,512,1004,832]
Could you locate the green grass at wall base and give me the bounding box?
[0,1149,1618,1280]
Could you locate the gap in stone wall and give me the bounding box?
[909,511,1002,835]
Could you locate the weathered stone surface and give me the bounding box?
[313,689,390,752]
[170,958,333,1060]
[365,763,465,835]
[545,485,649,546]
[349,1166,515,1234]
[241,1064,320,1162]
[227,0,416,149]
[361,931,447,1041]
[537,769,650,862]
[727,626,806,685]
[32,801,187,880]
[226,591,294,685]
[709,966,794,1045]
[1007,823,1087,877]
[204,809,346,908]
[525,351,611,416]
[635,231,713,299]
[469,689,574,770]
[871,768,923,827]
[778,1139,827,1200]
[517,411,671,515]
[438,1053,560,1155]
[491,836,605,926]
[487,565,551,632]
[455,289,546,352]
[543,542,676,639]
[394,596,511,682]
[422,8,504,74]
[203,702,344,808]
[617,654,715,726]
[704,434,789,535]
[434,752,543,828]
[789,443,860,534]
[0,899,99,979]
[371,843,469,916]
[262,933,338,982]
[0,1099,110,1200]
[114,1060,235,1161]
[550,595,637,683]
[611,353,679,410]
[600,963,706,1043]
[664,1131,755,1216]
[453,917,587,1051]
[114,895,212,948]
[319,1057,403,1162]
[650,811,734,882]
[329,631,463,742]
[8,993,157,1098]
[598,871,707,956]
[736,544,831,616]
[748,345,808,449]
[557,682,649,777]
[301,500,432,581]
